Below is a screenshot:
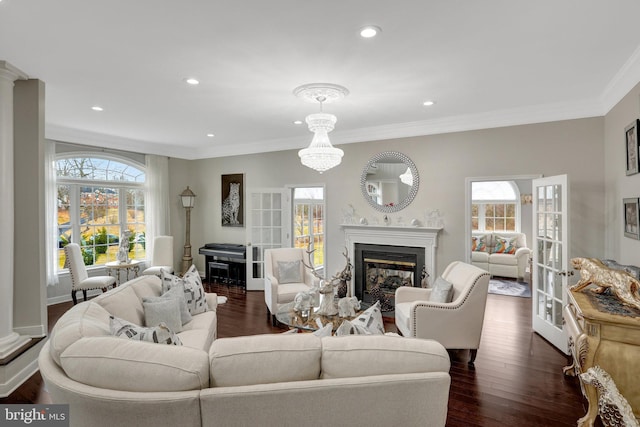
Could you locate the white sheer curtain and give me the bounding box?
[145,155,170,259]
[45,141,59,286]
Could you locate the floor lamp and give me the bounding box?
[180,186,196,275]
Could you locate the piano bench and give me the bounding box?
[208,261,230,285]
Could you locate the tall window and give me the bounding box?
[293,187,324,272]
[56,155,146,268]
[472,181,519,232]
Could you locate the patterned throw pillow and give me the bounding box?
[471,235,487,252]
[492,235,518,254]
[109,315,182,345]
[336,301,385,336]
[161,265,208,316]
[278,260,302,284]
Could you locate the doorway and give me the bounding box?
[464,175,540,267]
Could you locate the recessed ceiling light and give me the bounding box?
[185,78,200,85]
[293,120,303,125]
[91,106,104,111]
[423,100,436,106]
[360,25,381,38]
[206,133,215,138]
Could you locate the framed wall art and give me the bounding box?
[625,119,639,176]
[623,197,639,239]
[221,173,244,227]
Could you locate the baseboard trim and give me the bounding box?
[0,338,46,398]
[47,289,102,306]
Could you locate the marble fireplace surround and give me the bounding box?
[341,224,443,297]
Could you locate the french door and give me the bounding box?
[531,174,570,354]
[245,188,291,290]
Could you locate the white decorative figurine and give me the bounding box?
[116,231,131,264]
[338,296,360,318]
[316,280,338,316]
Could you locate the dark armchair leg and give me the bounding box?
[71,291,78,305]
[469,349,478,365]
[82,290,88,302]
[271,314,277,327]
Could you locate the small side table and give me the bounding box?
[105,260,141,285]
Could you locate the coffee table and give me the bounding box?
[275,301,361,332]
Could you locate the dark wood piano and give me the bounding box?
[198,243,247,286]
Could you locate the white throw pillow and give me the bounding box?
[429,276,453,303]
[143,283,192,326]
[143,297,183,333]
[278,260,302,284]
[109,315,182,345]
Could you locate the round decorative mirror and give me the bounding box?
[360,151,419,213]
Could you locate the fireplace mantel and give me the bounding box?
[341,224,443,295]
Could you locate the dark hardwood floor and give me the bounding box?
[2,282,597,426]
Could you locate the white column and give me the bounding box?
[0,61,29,357]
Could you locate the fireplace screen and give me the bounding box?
[354,243,425,311]
[365,258,416,297]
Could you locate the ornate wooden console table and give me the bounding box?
[564,289,640,426]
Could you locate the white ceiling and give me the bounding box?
[2,1,640,160]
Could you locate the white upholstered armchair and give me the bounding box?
[264,248,320,326]
[64,243,116,305]
[141,235,174,276]
[395,261,491,364]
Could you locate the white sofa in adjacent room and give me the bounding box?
[471,232,531,280]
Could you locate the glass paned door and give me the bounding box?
[532,175,569,354]
[245,188,291,290]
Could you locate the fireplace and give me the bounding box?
[355,243,425,309]
[341,223,443,308]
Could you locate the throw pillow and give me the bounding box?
[109,315,182,345]
[161,266,208,316]
[349,301,385,335]
[471,235,487,252]
[143,283,192,326]
[493,235,518,254]
[429,276,454,303]
[143,297,183,333]
[277,260,302,284]
[313,322,333,338]
[335,320,369,336]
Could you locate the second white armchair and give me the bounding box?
[264,247,320,326]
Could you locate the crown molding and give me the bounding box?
[45,124,183,158]
[49,98,606,161]
[0,61,28,82]
[601,44,640,114]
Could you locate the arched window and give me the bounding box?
[471,181,520,232]
[56,155,146,268]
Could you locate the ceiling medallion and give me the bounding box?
[294,83,349,173]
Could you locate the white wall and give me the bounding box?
[604,81,640,266]
[169,117,605,280]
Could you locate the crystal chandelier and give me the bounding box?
[294,83,348,173]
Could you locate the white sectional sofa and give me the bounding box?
[471,231,531,280]
[39,274,452,427]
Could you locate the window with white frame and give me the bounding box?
[471,181,520,232]
[56,155,146,268]
[293,187,324,272]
